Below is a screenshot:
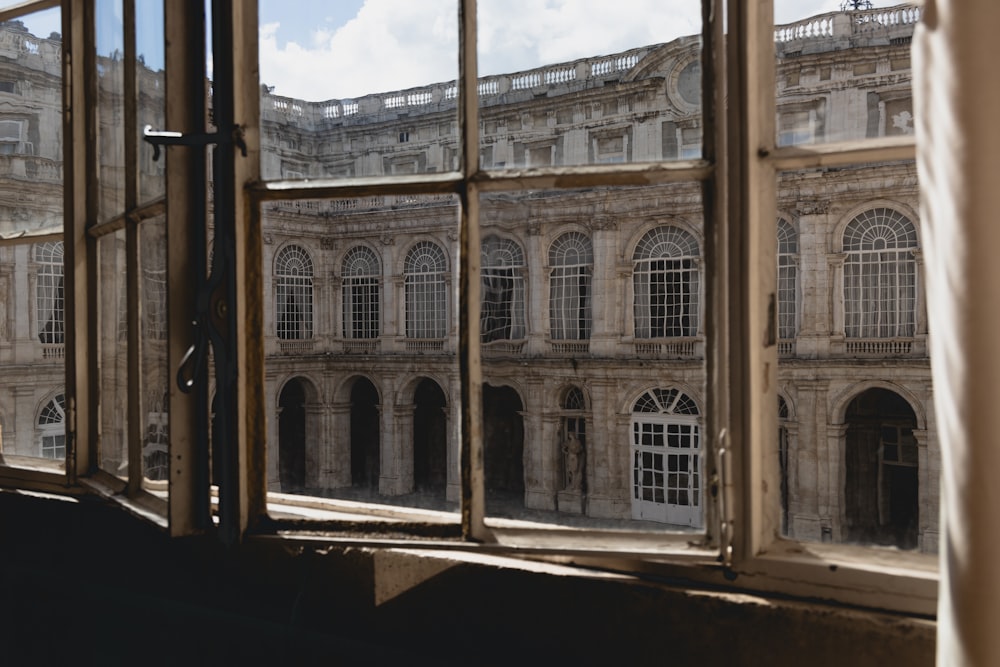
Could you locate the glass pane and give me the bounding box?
[139,216,168,490]
[98,229,128,478]
[0,7,63,237]
[0,8,65,466]
[136,2,165,203]
[774,1,919,146]
[96,0,125,222]
[263,195,460,520]
[777,159,937,554]
[257,0,459,180]
[480,184,706,531]
[478,0,702,168]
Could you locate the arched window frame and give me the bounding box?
[480,235,526,343]
[35,241,64,345]
[630,387,702,527]
[632,226,700,338]
[842,208,918,339]
[341,245,381,339]
[548,232,593,341]
[37,392,66,460]
[777,218,798,341]
[404,241,448,339]
[274,244,314,340]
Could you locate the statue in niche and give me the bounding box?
[562,432,584,492]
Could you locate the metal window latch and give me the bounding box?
[143,124,247,161]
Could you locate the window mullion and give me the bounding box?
[726,0,779,567]
[123,0,144,496]
[457,0,488,542]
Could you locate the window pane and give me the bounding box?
[481,184,706,531]
[263,195,460,520]
[774,2,919,146]
[478,0,702,168]
[257,0,459,180]
[0,7,62,237]
[0,8,65,466]
[136,2,165,203]
[776,160,937,554]
[139,216,168,490]
[96,0,125,222]
[98,229,128,478]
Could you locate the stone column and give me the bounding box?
[446,373,462,503]
[328,401,352,488]
[826,423,848,543]
[525,226,546,355]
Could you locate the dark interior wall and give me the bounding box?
[0,491,935,666]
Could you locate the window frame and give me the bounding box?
[0,0,939,618]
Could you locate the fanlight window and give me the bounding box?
[549,232,593,340]
[404,241,448,339]
[842,208,918,338]
[274,245,314,340]
[630,387,702,527]
[632,226,700,338]
[777,218,798,340]
[481,235,526,343]
[342,246,381,339]
[38,393,66,459]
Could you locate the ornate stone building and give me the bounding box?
[0,5,935,551]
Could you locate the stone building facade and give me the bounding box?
[0,5,936,551]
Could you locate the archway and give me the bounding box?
[844,388,918,549]
[413,378,447,494]
[350,378,380,492]
[278,379,307,493]
[482,384,524,505]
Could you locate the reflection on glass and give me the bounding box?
[98,229,128,478]
[263,195,460,518]
[139,217,168,489]
[96,0,125,222]
[136,2,165,203]
[774,1,920,146]
[478,0,702,168]
[777,160,936,554]
[0,9,65,466]
[257,0,458,180]
[0,8,63,237]
[480,184,706,531]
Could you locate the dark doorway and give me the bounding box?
[350,378,380,492]
[844,388,919,549]
[482,384,524,506]
[278,379,307,493]
[413,378,447,494]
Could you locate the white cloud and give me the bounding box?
[259,0,890,102]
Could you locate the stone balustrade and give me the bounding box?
[775,3,920,46]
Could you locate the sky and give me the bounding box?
[1,0,885,102]
[257,0,851,101]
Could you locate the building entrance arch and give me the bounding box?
[483,384,524,506]
[844,388,918,549]
[413,378,447,494]
[351,378,380,492]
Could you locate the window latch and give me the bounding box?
[142,124,247,161]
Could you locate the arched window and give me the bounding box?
[404,241,447,339]
[274,245,314,340]
[481,235,526,342]
[630,387,702,526]
[777,218,798,340]
[549,232,593,340]
[632,226,700,338]
[35,242,64,345]
[38,393,65,459]
[843,208,918,338]
[342,246,380,339]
